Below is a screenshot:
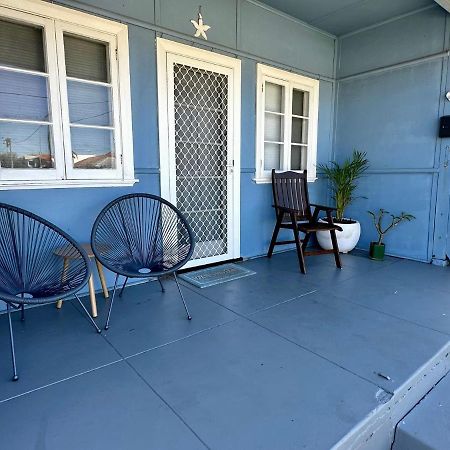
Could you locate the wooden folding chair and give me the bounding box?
[267,170,342,274]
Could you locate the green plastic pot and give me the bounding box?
[369,242,385,261]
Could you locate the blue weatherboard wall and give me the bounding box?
[0,0,336,298]
[335,5,450,263]
[3,0,448,310]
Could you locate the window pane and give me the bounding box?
[291,145,307,170]
[64,34,109,83]
[0,19,45,72]
[265,82,283,113]
[291,117,308,144]
[68,81,112,126]
[0,122,53,169]
[71,127,115,169]
[292,89,309,117]
[264,113,283,142]
[264,143,281,170]
[0,70,49,121]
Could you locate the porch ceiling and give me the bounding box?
[257,0,436,35]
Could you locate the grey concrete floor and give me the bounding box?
[0,250,449,449]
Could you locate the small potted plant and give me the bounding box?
[316,150,369,253]
[367,209,415,260]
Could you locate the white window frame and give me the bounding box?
[255,64,319,184]
[0,0,135,189]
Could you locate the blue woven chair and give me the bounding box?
[91,193,195,330]
[0,203,100,381]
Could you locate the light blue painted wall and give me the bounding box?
[335,4,449,262]
[337,7,446,78]
[0,0,336,300]
[239,0,335,78]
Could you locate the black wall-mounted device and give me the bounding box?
[439,116,450,138]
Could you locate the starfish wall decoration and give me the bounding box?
[191,6,211,40]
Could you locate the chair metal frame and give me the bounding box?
[91,193,195,330]
[0,203,100,381]
[267,170,343,273]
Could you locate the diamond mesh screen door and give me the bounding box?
[158,41,241,268]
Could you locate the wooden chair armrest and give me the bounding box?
[310,204,337,212]
[272,205,300,214]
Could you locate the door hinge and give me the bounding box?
[120,154,123,164]
[262,83,264,92]
[115,48,118,60]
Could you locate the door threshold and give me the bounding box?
[178,258,243,274]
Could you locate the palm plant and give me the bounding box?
[318,150,369,221]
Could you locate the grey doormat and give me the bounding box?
[179,263,256,288]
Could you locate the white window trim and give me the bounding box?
[254,64,319,184]
[0,0,136,189]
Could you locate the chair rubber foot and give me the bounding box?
[104,326,109,330]
[97,329,102,334]
[12,375,19,382]
[188,316,192,320]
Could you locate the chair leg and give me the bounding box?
[105,274,119,330]
[95,260,109,299]
[173,273,192,320]
[330,229,342,269]
[56,257,69,310]
[302,232,311,252]
[74,294,101,334]
[119,277,128,298]
[291,213,306,274]
[88,274,98,318]
[6,303,19,381]
[158,277,165,293]
[268,211,283,258]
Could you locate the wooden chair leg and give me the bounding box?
[268,210,283,258]
[95,259,109,299]
[291,213,306,274]
[302,232,311,252]
[56,257,69,309]
[330,229,342,269]
[88,274,98,318]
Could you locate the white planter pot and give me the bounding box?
[316,219,361,254]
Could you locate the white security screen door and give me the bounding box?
[157,39,241,268]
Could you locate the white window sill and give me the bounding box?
[253,176,318,184]
[253,177,271,184]
[0,179,139,190]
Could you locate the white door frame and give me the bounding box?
[156,38,241,267]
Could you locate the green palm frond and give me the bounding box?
[318,150,369,220]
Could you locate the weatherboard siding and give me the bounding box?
[0,0,336,303]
